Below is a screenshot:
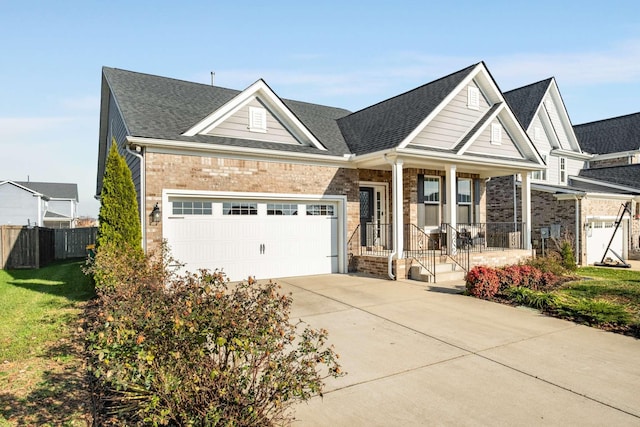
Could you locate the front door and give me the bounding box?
[359,187,374,245]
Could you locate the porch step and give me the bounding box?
[409,261,467,283]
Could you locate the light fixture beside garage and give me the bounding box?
[150,203,161,224]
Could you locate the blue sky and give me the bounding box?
[1,0,639,217]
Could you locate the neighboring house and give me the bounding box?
[488,78,638,265]
[0,181,79,228]
[574,113,640,259]
[97,62,545,281]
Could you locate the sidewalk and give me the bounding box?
[280,274,640,426]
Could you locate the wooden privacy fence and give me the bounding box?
[0,226,97,269]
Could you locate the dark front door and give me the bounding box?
[359,187,374,245]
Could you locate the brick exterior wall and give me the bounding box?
[144,152,360,250]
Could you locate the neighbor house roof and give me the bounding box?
[14,181,79,201]
[577,164,640,190]
[503,78,553,129]
[574,112,640,155]
[337,63,478,155]
[102,67,353,157]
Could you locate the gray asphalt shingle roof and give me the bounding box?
[578,164,640,190]
[102,67,353,156]
[337,64,478,155]
[503,78,552,129]
[573,112,640,155]
[15,181,79,201]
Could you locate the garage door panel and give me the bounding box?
[164,200,340,281]
[586,221,624,265]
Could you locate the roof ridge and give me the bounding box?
[339,63,479,119]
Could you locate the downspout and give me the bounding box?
[125,144,146,251]
[384,154,396,280]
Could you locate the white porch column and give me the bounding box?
[445,164,457,254]
[392,158,404,259]
[521,171,532,250]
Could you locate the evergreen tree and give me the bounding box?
[97,141,142,252]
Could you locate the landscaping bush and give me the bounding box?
[503,287,558,309]
[524,253,568,276]
[465,266,500,299]
[85,246,343,426]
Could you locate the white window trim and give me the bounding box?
[559,157,566,183]
[467,86,479,110]
[491,123,502,145]
[249,106,267,133]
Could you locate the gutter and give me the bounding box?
[384,154,397,280]
[125,144,146,251]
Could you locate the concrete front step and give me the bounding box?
[409,261,466,283]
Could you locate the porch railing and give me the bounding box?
[440,223,470,272]
[404,224,436,282]
[450,222,525,253]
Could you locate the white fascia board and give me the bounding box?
[571,175,640,192]
[550,148,593,160]
[182,79,326,151]
[456,103,504,155]
[126,136,351,167]
[398,64,483,149]
[396,147,544,172]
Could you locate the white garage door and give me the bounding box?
[586,221,624,265]
[164,199,339,281]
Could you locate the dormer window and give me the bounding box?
[467,86,479,110]
[249,106,267,133]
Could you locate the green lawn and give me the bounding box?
[0,260,95,426]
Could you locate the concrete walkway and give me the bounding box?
[275,274,640,426]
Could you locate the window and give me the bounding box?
[172,201,213,215]
[457,178,472,224]
[423,177,440,203]
[559,157,566,183]
[467,86,479,110]
[267,203,298,215]
[533,155,547,180]
[249,106,267,132]
[306,204,334,216]
[491,123,502,145]
[420,176,441,227]
[223,202,257,215]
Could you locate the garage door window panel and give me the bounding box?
[267,203,298,215]
[306,204,335,216]
[172,201,213,215]
[223,202,257,215]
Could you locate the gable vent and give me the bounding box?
[467,86,480,110]
[249,106,267,133]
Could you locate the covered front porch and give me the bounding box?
[350,151,540,282]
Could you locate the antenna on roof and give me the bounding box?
[211,71,215,86]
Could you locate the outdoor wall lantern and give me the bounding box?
[150,203,161,224]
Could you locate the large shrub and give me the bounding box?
[86,246,343,426]
[97,142,142,253]
[465,266,500,299]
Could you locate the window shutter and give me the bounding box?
[418,174,424,203]
[442,176,446,204]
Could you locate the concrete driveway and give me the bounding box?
[274,274,640,426]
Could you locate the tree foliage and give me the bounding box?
[97,142,142,252]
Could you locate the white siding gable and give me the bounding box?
[465,119,523,158]
[206,98,300,145]
[410,81,491,149]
